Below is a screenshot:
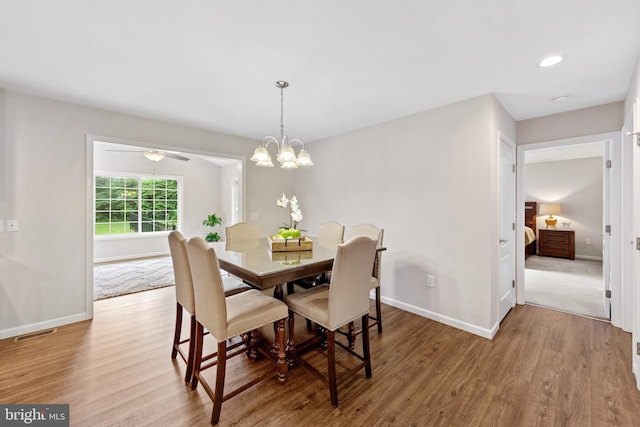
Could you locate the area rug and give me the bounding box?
[94,256,174,300]
[524,255,606,319]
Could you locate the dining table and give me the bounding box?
[209,237,338,300]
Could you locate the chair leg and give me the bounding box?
[361,314,372,378]
[191,322,205,390]
[375,287,382,333]
[171,302,182,359]
[211,340,227,425]
[327,330,338,406]
[275,319,287,382]
[348,321,356,349]
[184,314,196,383]
[287,310,296,368]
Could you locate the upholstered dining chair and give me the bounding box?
[289,221,345,295]
[225,222,259,242]
[285,236,378,406]
[186,236,289,425]
[168,231,250,384]
[345,223,384,336]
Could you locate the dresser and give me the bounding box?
[538,229,575,260]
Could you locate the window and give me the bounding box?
[95,174,181,236]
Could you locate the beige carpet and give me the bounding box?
[94,256,174,300]
[524,255,606,319]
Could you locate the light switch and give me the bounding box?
[250,212,258,221]
[7,220,17,232]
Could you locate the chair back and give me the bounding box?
[327,236,378,329]
[186,237,228,341]
[168,231,195,314]
[317,221,345,250]
[346,223,384,280]
[226,222,259,242]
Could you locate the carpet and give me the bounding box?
[524,255,606,319]
[94,256,175,300]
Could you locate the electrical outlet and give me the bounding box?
[250,212,258,221]
[7,220,17,232]
[426,274,436,288]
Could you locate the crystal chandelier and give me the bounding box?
[250,81,313,168]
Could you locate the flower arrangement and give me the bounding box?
[275,193,305,239]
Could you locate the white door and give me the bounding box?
[602,140,612,318]
[499,137,516,322]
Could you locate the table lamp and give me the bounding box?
[539,203,562,229]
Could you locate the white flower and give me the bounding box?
[291,208,303,223]
[277,193,289,208]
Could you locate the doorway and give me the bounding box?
[85,136,245,311]
[516,132,622,324]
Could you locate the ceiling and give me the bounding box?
[1,1,639,143]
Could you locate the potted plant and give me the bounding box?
[203,213,223,242]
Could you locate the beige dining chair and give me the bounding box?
[225,222,259,241]
[285,235,378,406]
[168,231,250,383]
[288,221,345,296]
[345,224,384,336]
[186,236,289,425]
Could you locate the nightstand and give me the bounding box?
[538,229,575,260]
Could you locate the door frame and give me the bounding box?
[515,131,626,329]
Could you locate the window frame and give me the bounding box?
[94,171,183,240]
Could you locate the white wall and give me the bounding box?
[0,89,294,338]
[295,94,515,337]
[526,157,604,259]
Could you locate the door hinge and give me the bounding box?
[512,222,515,230]
[512,280,515,288]
[605,225,611,234]
[605,290,611,298]
[636,237,640,251]
[637,342,640,356]
[605,159,612,168]
[512,164,516,173]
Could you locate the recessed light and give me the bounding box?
[538,55,565,68]
[553,95,570,103]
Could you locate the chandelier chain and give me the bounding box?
[280,85,285,139]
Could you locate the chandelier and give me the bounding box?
[250,81,313,168]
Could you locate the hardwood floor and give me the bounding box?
[1,286,639,426]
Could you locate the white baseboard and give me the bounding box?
[378,294,496,339]
[575,255,603,261]
[0,313,88,340]
[94,251,170,264]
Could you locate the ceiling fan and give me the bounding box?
[106,149,190,162]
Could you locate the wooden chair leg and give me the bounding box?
[362,314,372,378]
[327,330,338,406]
[275,319,287,382]
[184,314,196,383]
[191,322,205,390]
[211,340,227,425]
[287,310,296,368]
[171,302,182,359]
[375,287,382,333]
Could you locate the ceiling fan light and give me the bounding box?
[277,146,297,163]
[250,146,270,162]
[296,149,313,166]
[144,151,165,162]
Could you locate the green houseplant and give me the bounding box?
[203,213,223,242]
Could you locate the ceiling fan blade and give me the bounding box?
[164,153,190,161]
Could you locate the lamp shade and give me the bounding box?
[539,203,562,216]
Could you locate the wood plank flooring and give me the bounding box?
[1,286,639,426]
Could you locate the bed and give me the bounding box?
[524,201,537,257]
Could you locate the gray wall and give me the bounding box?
[525,157,604,259]
[295,94,516,336]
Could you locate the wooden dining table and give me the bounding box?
[209,237,337,300]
